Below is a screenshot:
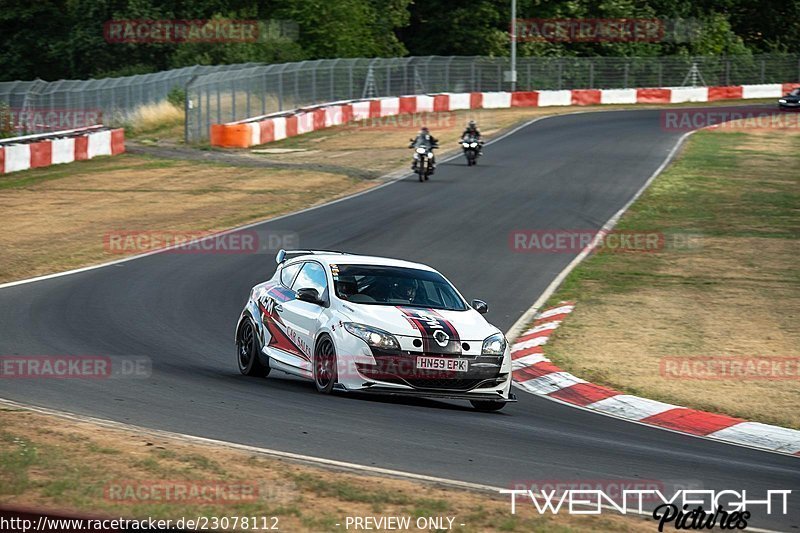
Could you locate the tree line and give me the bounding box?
[1,0,797,81]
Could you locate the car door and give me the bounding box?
[257,260,310,371]
[280,261,329,367]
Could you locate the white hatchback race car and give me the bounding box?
[235,250,515,411]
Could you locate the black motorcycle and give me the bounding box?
[460,135,482,166]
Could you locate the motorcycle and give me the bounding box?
[409,140,437,182]
[460,135,482,166]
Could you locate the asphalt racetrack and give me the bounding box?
[1,108,797,530]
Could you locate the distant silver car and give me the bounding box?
[235,250,515,411]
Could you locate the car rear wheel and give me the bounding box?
[470,400,505,412]
[314,336,337,393]
[237,318,269,377]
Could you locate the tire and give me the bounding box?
[470,400,505,412]
[418,162,425,182]
[236,317,269,377]
[314,335,338,394]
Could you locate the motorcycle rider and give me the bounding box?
[409,126,438,173]
[461,120,483,154]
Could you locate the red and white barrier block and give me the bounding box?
[512,303,800,456]
[0,127,125,174]
[211,82,800,148]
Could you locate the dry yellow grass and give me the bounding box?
[543,127,800,428]
[127,101,185,138]
[0,407,646,532]
[0,155,372,283]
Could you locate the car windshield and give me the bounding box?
[332,265,467,311]
[791,89,800,96]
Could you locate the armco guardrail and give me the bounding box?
[0,126,125,174]
[210,82,800,148]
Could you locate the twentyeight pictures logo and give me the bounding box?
[501,488,793,531]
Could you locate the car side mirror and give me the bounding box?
[297,287,323,305]
[472,299,488,314]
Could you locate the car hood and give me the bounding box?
[337,302,500,342]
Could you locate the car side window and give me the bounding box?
[292,262,328,298]
[280,262,302,288]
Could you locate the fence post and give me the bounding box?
[725,58,731,86]
[184,76,195,144]
[278,69,283,111]
[471,62,476,92]
[624,62,629,88]
[527,63,531,90]
[231,80,236,121]
[558,59,563,89]
[311,65,317,102]
[261,71,267,115]
[349,63,354,99]
[216,87,221,125]
[760,59,765,83]
[589,61,594,89]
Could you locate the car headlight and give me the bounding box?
[470,142,478,148]
[779,99,787,103]
[482,332,506,356]
[344,322,400,350]
[416,147,427,154]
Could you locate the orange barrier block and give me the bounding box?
[636,88,671,103]
[511,91,538,107]
[285,116,298,138]
[110,129,125,154]
[469,92,483,109]
[571,89,601,106]
[29,140,52,168]
[369,100,382,118]
[433,94,449,112]
[708,86,743,101]
[399,96,417,115]
[74,135,89,160]
[258,119,275,144]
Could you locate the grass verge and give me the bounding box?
[0,407,645,532]
[541,125,799,428]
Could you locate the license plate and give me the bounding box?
[416,357,468,372]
